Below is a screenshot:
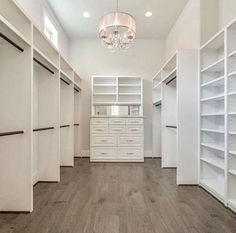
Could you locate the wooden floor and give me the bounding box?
[0,158,236,233]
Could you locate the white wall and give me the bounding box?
[219,0,236,29]
[14,0,69,59]
[165,0,200,58]
[69,39,165,154]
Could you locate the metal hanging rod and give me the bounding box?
[33,58,55,74]
[0,32,24,52]
[166,125,177,129]
[74,87,80,93]
[166,76,177,85]
[0,130,24,137]
[60,78,70,86]
[60,125,70,128]
[155,103,162,107]
[74,124,79,126]
[33,127,54,132]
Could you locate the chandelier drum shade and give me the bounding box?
[99,3,136,51]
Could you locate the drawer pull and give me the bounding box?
[131,129,138,131]
[96,129,104,131]
[101,153,107,155]
[101,140,108,142]
[127,139,134,142]
[127,152,134,155]
[114,129,121,131]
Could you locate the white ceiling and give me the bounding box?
[48,0,189,39]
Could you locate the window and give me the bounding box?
[44,13,58,48]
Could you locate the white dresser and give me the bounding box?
[90,116,144,162]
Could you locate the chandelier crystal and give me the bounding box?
[99,0,136,51]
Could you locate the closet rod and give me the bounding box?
[60,78,70,86]
[74,88,80,93]
[33,58,55,74]
[74,124,79,126]
[166,125,177,129]
[0,32,24,52]
[155,103,162,107]
[33,127,54,132]
[60,125,70,128]
[0,130,24,137]
[166,76,176,85]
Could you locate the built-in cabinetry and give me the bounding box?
[199,19,236,213]
[90,76,144,162]
[152,50,199,185]
[0,0,82,212]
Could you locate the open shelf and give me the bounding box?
[201,128,224,134]
[60,56,73,81]
[201,94,224,102]
[201,157,225,170]
[201,76,224,87]
[201,143,225,152]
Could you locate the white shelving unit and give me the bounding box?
[0,1,82,212]
[33,42,60,185]
[92,76,143,115]
[152,50,199,185]
[199,18,236,213]
[60,58,74,167]
[74,73,82,158]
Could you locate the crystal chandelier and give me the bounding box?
[99,0,136,51]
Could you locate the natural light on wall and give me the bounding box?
[44,13,58,48]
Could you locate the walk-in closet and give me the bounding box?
[1,0,236,232]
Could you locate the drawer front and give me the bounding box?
[91,125,108,134]
[126,125,143,134]
[118,147,142,159]
[118,135,143,146]
[126,118,143,125]
[109,118,126,125]
[91,147,117,159]
[91,118,108,125]
[109,125,126,134]
[92,135,116,146]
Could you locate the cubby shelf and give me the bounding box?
[229,131,236,135]
[201,128,224,134]
[201,76,224,87]
[201,157,225,170]
[201,58,224,73]
[93,93,116,96]
[228,71,236,78]
[201,143,225,152]
[200,94,224,102]
[229,170,236,176]
[201,113,225,116]
[199,179,225,199]
[229,151,236,156]
[228,50,236,58]
[228,91,236,96]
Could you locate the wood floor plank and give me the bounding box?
[0,158,236,233]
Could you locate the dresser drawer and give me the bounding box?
[91,118,108,125]
[109,118,126,125]
[126,118,143,125]
[118,135,143,146]
[118,147,142,159]
[126,125,143,134]
[109,125,126,134]
[91,147,117,159]
[91,125,108,134]
[92,135,116,146]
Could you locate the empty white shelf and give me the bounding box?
[229,170,236,176]
[201,128,224,134]
[201,157,225,170]
[228,71,236,78]
[200,179,224,199]
[119,93,141,96]
[229,91,236,96]
[200,94,224,102]
[229,151,236,156]
[201,58,224,73]
[93,93,116,96]
[201,113,224,117]
[93,84,116,87]
[228,50,236,58]
[119,84,141,87]
[201,76,224,87]
[229,131,236,135]
[229,112,236,115]
[153,81,162,89]
[162,67,177,83]
[201,143,225,152]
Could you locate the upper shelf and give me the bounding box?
[60,56,73,81]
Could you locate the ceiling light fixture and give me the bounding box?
[83,12,90,18]
[99,0,136,52]
[145,11,152,17]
